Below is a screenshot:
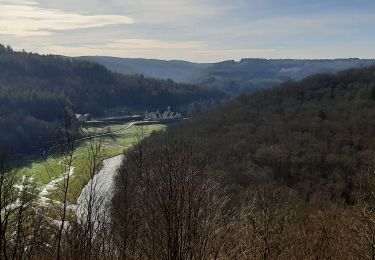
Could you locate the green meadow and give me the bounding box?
[18,123,166,204]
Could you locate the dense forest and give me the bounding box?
[0,45,225,155]
[158,65,375,201]
[111,65,375,258]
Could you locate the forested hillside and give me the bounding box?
[194,58,375,94]
[84,56,375,95]
[0,45,225,155]
[122,65,375,200]
[80,56,210,83]
[112,66,375,258]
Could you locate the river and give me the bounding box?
[75,154,124,228]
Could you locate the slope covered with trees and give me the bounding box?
[0,45,225,155]
[79,56,210,83]
[111,65,375,258]
[130,65,375,200]
[168,65,375,201]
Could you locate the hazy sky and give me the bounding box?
[0,0,374,62]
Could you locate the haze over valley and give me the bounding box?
[82,56,375,94]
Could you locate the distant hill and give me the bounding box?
[82,56,375,95]
[196,58,375,94]
[79,56,210,83]
[0,45,225,155]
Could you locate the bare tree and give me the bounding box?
[0,147,15,259]
[230,184,298,260]
[76,131,106,260]
[289,205,355,259]
[112,126,147,259]
[54,103,78,260]
[347,155,375,260]
[10,177,38,260]
[0,147,41,260]
[113,137,230,259]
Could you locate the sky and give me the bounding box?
[0,0,374,62]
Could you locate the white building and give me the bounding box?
[144,107,182,121]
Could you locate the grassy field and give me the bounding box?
[18,123,166,204]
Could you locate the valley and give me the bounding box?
[4,50,375,258]
[1,3,375,255]
[17,121,166,205]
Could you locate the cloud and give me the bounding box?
[0,0,37,4]
[33,38,204,57]
[184,11,375,49]
[0,2,134,36]
[25,38,275,62]
[102,38,203,50]
[25,0,236,26]
[0,0,374,61]
[121,0,235,25]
